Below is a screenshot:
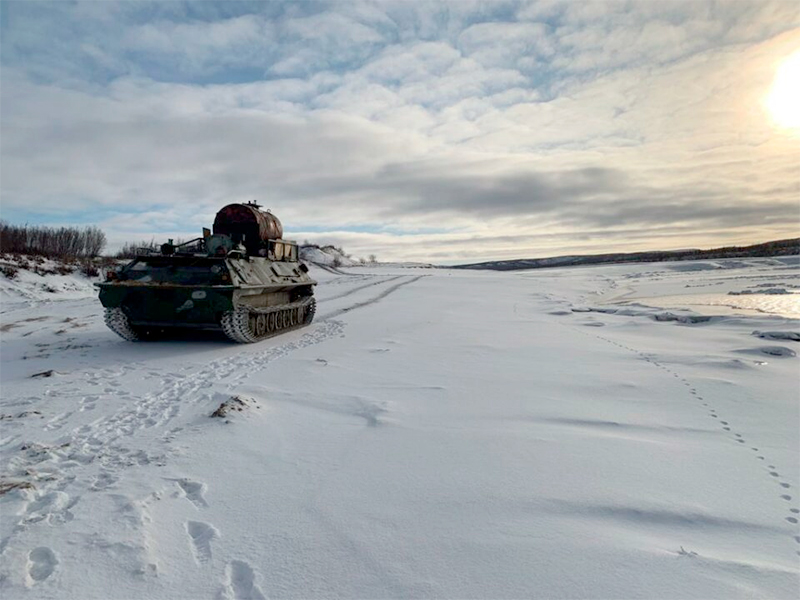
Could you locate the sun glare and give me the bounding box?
[765,49,800,130]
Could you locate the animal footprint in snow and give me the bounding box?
[175,478,208,508]
[186,521,218,564]
[26,547,58,586]
[222,560,266,600]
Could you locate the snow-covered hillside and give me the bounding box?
[299,245,358,267]
[1,258,798,599]
[0,255,105,303]
[299,246,433,269]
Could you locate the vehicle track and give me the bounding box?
[320,275,404,303]
[320,275,427,320]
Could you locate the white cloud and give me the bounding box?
[125,14,271,60]
[458,21,555,69]
[1,2,799,263]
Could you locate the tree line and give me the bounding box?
[0,222,106,259]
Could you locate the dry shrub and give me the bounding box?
[0,222,106,258]
[1,265,18,279]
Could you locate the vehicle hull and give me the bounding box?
[98,284,234,329]
[97,254,316,341]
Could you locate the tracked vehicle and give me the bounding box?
[97,202,316,343]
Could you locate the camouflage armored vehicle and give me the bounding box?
[97,202,316,343]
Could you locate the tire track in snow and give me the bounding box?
[211,275,426,389]
[319,275,403,303]
[319,275,427,320]
[321,273,373,287]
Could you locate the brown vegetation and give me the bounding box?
[0,222,106,258]
[0,480,34,496]
[114,239,161,258]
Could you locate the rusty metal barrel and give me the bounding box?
[213,203,283,254]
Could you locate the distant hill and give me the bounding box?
[451,238,800,271]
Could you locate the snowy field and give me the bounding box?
[1,257,798,599]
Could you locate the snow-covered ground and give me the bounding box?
[1,258,798,599]
[0,256,104,304]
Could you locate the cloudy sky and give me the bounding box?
[1,1,798,263]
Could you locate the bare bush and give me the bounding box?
[114,237,192,258]
[83,226,106,257]
[98,256,118,269]
[80,260,99,277]
[114,239,160,258]
[0,222,107,258]
[1,265,19,279]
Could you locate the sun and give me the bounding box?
[765,49,800,130]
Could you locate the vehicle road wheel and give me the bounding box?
[255,313,266,337]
